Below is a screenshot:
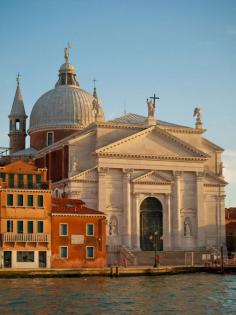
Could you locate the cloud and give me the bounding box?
[222,150,236,184]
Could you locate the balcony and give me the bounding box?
[1,233,50,243]
[0,181,51,190]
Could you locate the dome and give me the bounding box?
[29,47,105,133]
[29,85,103,132]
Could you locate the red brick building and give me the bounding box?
[225,208,236,252]
[51,198,106,268]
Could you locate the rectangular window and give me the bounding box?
[27,174,33,188]
[0,173,6,181]
[86,223,94,236]
[7,220,13,232]
[27,195,34,207]
[60,223,68,236]
[17,194,24,206]
[37,195,44,207]
[38,221,44,233]
[60,246,68,258]
[27,221,34,234]
[36,175,42,184]
[9,174,14,188]
[18,174,24,188]
[86,246,95,259]
[47,132,54,146]
[17,251,34,262]
[7,194,13,206]
[17,221,23,234]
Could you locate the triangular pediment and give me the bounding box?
[0,160,41,173]
[96,126,208,160]
[70,167,98,182]
[133,171,172,185]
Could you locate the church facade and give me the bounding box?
[7,47,227,263]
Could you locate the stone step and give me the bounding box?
[133,251,208,266]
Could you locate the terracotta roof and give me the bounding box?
[51,198,104,215]
[225,208,236,220]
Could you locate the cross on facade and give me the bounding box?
[150,93,160,107]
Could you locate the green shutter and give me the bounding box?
[7,194,13,206]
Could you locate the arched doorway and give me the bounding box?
[140,197,163,251]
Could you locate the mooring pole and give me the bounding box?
[220,245,224,274]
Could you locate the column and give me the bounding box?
[98,167,107,212]
[164,193,171,250]
[219,195,226,247]
[133,193,140,250]
[61,146,65,179]
[196,172,205,248]
[174,171,182,249]
[123,169,132,248]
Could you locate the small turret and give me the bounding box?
[8,74,28,153]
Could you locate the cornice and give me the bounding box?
[95,122,146,130]
[160,126,206,134]
[96,152,207,161]
[52,213,106,217]
[134,181,171,185]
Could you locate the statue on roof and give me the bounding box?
[147,98,155,117]
[193,107,203,129]
[64,42,71,63]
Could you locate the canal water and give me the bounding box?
[0,274,236,314]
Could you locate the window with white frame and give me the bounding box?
[86,246,95,259]
[86,223,94,236]
[60,246,68,258]
[60,223,68,236]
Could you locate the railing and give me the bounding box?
[120,245,137,266]
[2,233,50,242]
[0,181,51,190]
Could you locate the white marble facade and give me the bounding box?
[52,114,227,253]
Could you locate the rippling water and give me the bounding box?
[0,274,236,314]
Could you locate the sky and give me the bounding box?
[0,0,235,206]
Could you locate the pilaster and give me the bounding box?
[164,193,171,250]
[132,192,140,250]
[123,169,132,248]
[98,167,108,213]
[196,172,205,248]
[173,171,182,248]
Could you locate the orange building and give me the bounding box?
[225,208,236,253]
[0,160,51,268]
[51,198,107,268]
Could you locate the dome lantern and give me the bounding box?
[55,43,80,87]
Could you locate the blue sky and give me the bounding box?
[0,0,236,206]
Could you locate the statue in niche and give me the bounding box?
[109,216,118,236]
[72,157,78,172]
[184,217,192,237]
[147,98,155,117]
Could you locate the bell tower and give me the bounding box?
[8,74,28,154]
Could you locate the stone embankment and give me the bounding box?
[0,265,233,278]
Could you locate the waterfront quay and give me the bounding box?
[0,265,235,278]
